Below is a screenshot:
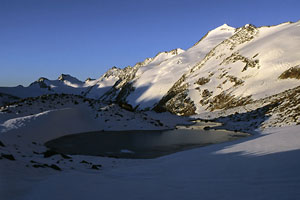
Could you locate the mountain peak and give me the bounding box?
[192,24,235,47]
[37,77,48,82]
[215,23,235,31]
[85,77,95,82]
[58,74,72,81]
[244,23,256,28]
[58,74,84,85]
[168,48,185,55]
[153,48,185,59]
[29,77,50,89]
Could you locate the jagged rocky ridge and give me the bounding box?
[197,85,300,132]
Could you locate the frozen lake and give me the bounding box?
[45,125,249,159]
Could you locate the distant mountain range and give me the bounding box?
[1,21,300,116]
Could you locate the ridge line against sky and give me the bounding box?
[0,0,300,87]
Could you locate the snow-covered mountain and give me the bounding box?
[0,71,123,103]
[99,48,185,105]
[124,25,234,110]
[1,21,300,118]
[155,21,300,115]
[96,21,300,116]
[0,74,86,99]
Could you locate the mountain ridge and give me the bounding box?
[1,20,299,118]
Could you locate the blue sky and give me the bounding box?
[0,0,299,86]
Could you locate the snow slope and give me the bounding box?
[0,92,299,200]
[1,123,300,200]
[84,67,124,99]
[126,24,235,109]
[157,21,300,115]
[0,94,185,139]
[98,49,185,103]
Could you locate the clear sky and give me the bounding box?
[0,0,299,86]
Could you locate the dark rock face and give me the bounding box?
[260,86,300,128]
[118,103,134,112]
[43,150,59,158]
[1,153,15,161]
[49,164,61,171]
[60,154,72,159]
[226,75,244,86]
[202,89,212,98]
[116,82,135,104]
[32,163,61,171]
[29,77,52,90]
[80,160,91,164]
[91,165,100,170]
[165,93,196,116]
[154,76,197,116]
[154,75,192,114]
[100,65,140,103]
[32,164,44,168]
[195,77,210,86]
[279,65,300,80]
[213,85,300,130]
[43,150,72,159]
[220,51,260,72]
[0,140,5,147]
[207,92,253,111]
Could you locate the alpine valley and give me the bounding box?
[1,21,300,200]
[1,21,300,128]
